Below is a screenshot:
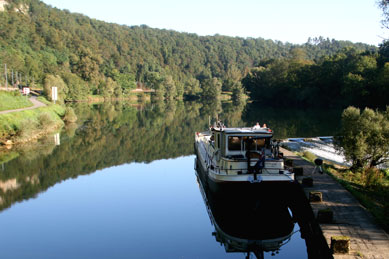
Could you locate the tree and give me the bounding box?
[231,82,245,105]
[334,106,389,170]
[201,77,222,100]
[43,74,68,104]
[379,0,389,29]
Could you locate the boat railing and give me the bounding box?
[218,167,287,175]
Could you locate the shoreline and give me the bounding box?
[281,148,389,258]
[0,104,66,147]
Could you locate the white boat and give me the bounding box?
[194,122,294,186]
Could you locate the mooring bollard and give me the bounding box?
[331,236,350,254]
[317,208,333,223]
[309,191,322,202]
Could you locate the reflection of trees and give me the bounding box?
[221,102,246,127]
[0,101,218,211]
[0,101,340,212]
[200,99,222,120]
[243,103,341,139]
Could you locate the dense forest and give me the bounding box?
[0,0,378,103]
[242,42,389,108]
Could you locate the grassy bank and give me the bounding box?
[298,150,389,233]
[0,103,65,144]
[0,91,33,111]
[325,166,389,233]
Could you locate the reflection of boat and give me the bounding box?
[196,166,295,258]
[194,122,294,192]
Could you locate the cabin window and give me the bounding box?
[228,136,242,151]
[254,138,266,148]
[242,137,269,151]
[217,134,220,149]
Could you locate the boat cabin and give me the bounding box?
[211,126,273,160]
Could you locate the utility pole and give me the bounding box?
[11,70,14,87]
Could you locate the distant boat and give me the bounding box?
[194,122,294,193]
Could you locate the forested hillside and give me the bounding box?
[0,0,376,101]
[242,42,389,108]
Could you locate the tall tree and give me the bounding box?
[334,106,389,170]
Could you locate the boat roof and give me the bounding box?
[212,126,273,135]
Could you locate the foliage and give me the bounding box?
[334,106,389,170]
[0,100,247,211]
[62,106,77,123]
[43,74,68,103]
[201,77,222,100]
[326,165,389,232]
[363,167,384,188]
[38,112,54,128]
[302,150,317,162]
[0,102,65,142]
[0,0,376,101]
[243,47,388,108]
[379,0,389,29]
[0,90,32,111]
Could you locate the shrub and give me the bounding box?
[17,119,38,140]
[63,107,77,123]
[303,150,317,162]
[38,112,54,128]
[363,167,383,189]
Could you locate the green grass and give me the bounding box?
[0,101,65,143]
[0,91,33,111]
[293,148,389,233]
[325,165,389,233]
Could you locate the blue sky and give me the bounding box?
[42,0,387,46]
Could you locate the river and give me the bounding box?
[0,101,341,258]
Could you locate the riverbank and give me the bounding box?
[0,90,33,111]
[281,148,389,258]
[0,99,65,146]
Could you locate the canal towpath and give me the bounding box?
[280,148,389,259]
[0,96,46,115]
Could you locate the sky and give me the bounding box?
[42,0,387,46]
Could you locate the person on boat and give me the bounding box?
[253,122,261,129]
[254,149,265,173]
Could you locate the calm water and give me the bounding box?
[0,101,340,258]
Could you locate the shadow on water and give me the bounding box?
[195,156,333,259]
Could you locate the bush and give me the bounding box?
[38,112,54,128]
[363,167,383,189]
[303,150,317,162]
[63,107,77,123]
[18,119,38,140]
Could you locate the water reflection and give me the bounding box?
[243,103,342,139]
[195,151,333,259]
[196,171,296,258]
[0,100,340,214]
